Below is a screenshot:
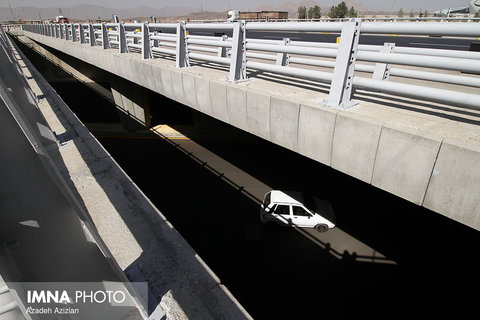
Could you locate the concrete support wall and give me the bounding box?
[22,32,480,232]
[110,76,151,130]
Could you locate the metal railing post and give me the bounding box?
[65,24,70,40]
[119,23,127,53]
[133,29,139,45]
[101,23,109,49]
[71,23,76,42]
[228,20,247,82]
[276,37,290,66]
[142,23,152,59]
[217,35,228,58]
[152,31,159,48]
[79,24,85,43]
[89,24,95,46]
[59,24,64,39]
[326,19,361,109]
[372,43,395,81]
[175,21,189,68]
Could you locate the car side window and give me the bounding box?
[292,206,310,217]
[274,205,290,216]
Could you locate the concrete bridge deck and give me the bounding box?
[19,30,480,232]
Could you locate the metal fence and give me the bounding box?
[21,20,480,110]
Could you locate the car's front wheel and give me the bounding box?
[314,224,328,233]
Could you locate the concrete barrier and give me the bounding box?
[332,112,383,184]
[424,140,480,227]
[372,124,443,205]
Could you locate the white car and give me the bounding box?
[259,190,335,232]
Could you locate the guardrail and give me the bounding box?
[201,17,480,23]
[21,20,480,110]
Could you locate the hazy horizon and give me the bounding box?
[0,0,473,12]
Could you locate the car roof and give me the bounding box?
[270,190,304,205]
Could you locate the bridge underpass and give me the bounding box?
[10,31,480,319]
[17,21,480,234]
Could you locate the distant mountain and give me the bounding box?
[0,5,197,22]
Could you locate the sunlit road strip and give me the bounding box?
[109,124,397,265]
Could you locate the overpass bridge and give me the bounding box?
[12,20,480,232]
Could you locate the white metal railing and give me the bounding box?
[19,20,480,110]
[187,17,480,23]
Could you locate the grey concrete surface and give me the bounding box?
[246,90,271,141]
[8,31,252,320]
[270,96,300,152]
[226,85,248,131]
[331,112,383,184]
[297,102,338,166]
[423,139,480,227]
[110,77,151,129]
[19,31,480,231]
[372,124,443,205]
[0,31,145,320]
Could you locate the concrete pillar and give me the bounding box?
[110,77,151,131]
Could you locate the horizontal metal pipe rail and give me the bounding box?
[356,51,480,73]
[21,20,480,110]
[353,77,480,109]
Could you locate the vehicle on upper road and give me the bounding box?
[55,16,69,24]
[260,190,335,232]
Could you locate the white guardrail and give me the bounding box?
[18,20,480,110]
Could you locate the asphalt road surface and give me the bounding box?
[96,127,480,320]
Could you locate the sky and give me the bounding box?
[0,0,473,12]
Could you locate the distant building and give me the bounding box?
[228,10,288,21]
[19,19,42,24]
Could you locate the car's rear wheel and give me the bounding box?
[314,224,328,233]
